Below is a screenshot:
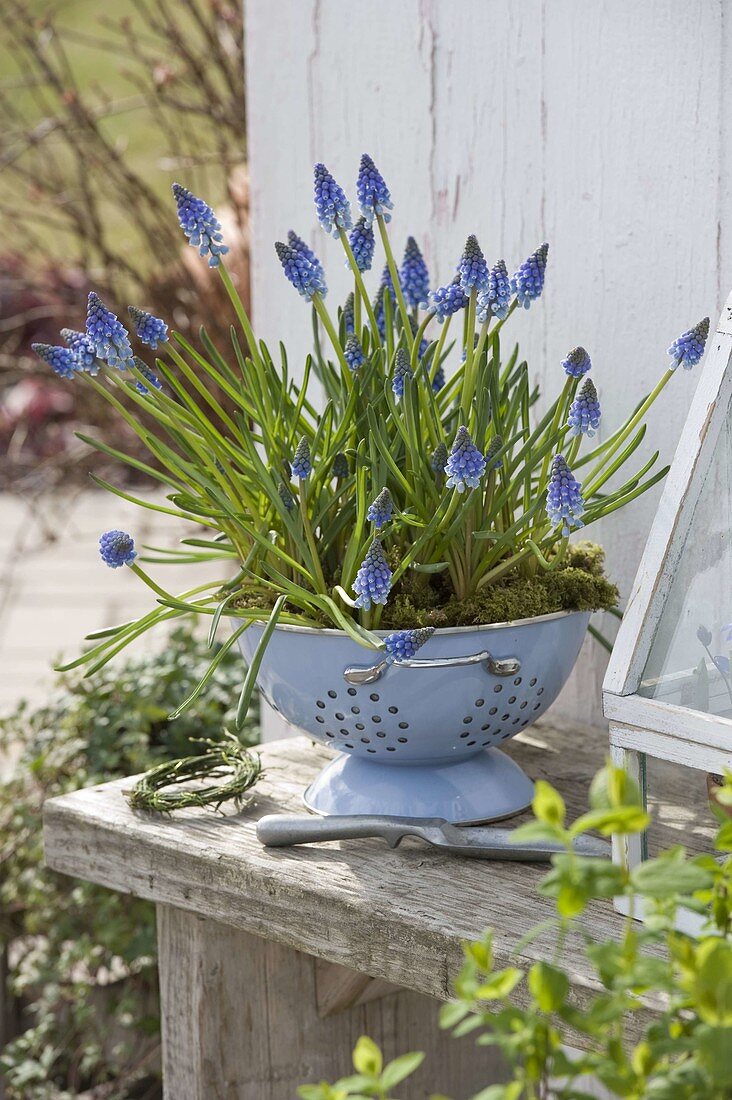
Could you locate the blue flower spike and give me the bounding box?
[99,530,136,569]
[287,230,327,287]
[348,217,375,273]
[667,317,710,370]
[342,292,355,335]
[128,306,169,349]
[562,346,592,379]
[511,242,549,309]
[367,487,393,530]
[430,441,448,476]
[61,328,100,375]
[172,183,228,266]
[432,363,446,392]
[430,275,468,324]
[353,537,392,610]
[445,426,486,493]
[277,481,295,512]
[458,234,489,296]
[392,348,413,399]
[485,435,504,470]
[275,241,327,301]
[356,153,394,226]
[401,237,430,309]
[332,452,349,480]
[132,358,163,396]
[477,260,511,322]
[546,454,585,536]
[313,163,353,237]
[344,334,365,372]
[31,342,77,379]
[291,437,313,480]
[567,378,601,437]
[86,292,134,368]
[383,626,435,663]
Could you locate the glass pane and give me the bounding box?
[639,389,732,718]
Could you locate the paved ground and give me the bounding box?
[0,490,204,715]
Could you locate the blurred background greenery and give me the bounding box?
[0,0,250,498]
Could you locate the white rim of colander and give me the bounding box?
[246,608,589,637]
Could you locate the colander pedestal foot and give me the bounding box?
[303,747,534,825]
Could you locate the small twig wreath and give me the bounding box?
[127,730,262,814]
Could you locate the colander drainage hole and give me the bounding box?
[388,706,398,714]
[502,713,510,721]
[514,676,522,685]
[328,690,337,699]
[316,716,324,724]
[489,707,498,715]
[494,728,502,737]
[529,678,537,687]
[460,731,470,739]
[376,731,386,738]
[397,736,408,743]
[482,740,491,747]
[347,688,357,696]
[360,737,370,744]
[335,712,345,720]
[398,721,409,729]
[493,684,503,693]
[537,687,545,696]
[467,740,476,746]
[501,732,512,740]
[316,700,325,709]
[512,717,521,725]
[475,698,484,707]
[533,703,541,711]
[520,701,528,710]
[371,715,382,723]
[326,731,334,738]
[351,706,360,714]
[386,746,396,752]
[367,748,376,753]
[463,716,473,724]
[355,722,365,730]
[508,696,516,704]
[370,693,380,702]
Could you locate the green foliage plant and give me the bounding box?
[36,156,710,738]
[0,624,256,1098]
[298,768,732,1100]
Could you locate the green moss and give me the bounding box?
[231,541,619,631]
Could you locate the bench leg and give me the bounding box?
[156,904,504,1100]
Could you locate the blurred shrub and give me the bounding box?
[0,0,250,494]
[0,623,258,1098]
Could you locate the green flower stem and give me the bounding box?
[298,479,328,594]
[429,314,453,386]
[353,275,362,338]
[376,214,414,350]
[460,288,478,423]
[566,432,582,467]
[338,228,379,341]
[218,261,262,370]
[538,377,575,491]
[128,562,188,602]
[312,293,351,376]
[583,368,675,495]
[410,311,435,370]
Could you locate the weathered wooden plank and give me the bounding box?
[157,904,504,1099]
[43,720,715,1028]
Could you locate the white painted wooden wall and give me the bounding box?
[244,0,728,730]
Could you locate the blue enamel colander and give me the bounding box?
[237,610,589,824]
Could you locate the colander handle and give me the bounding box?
[343,649,521,685]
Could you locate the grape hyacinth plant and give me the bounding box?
[36,155,709,776]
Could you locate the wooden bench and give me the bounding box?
[42,720,714,1099]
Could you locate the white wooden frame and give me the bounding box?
[603,292,732,924]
